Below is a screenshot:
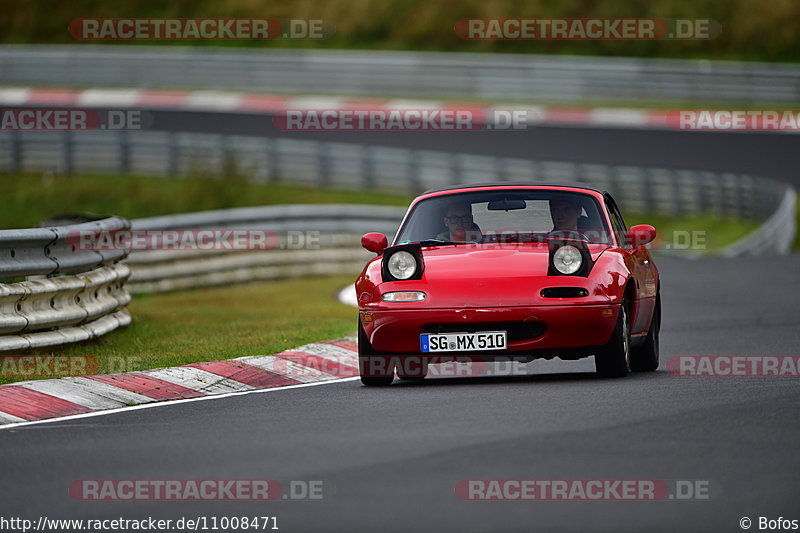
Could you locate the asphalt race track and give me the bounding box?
[2,254,798,532]
[105,107,800,185]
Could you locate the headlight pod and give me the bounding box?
[547,231,593,277]
[553,245,582,275]
[381,244,425,282]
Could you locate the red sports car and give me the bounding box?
[355,183,660,386]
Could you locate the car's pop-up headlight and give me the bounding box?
[387,251,417,279]
[552,245,582,275]
[381,244,425,281]
[547,231,593,277]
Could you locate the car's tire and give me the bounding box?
[631,296,660,372]
[396,358,428,381]
[595,301,631,378]
[358,321,394,386]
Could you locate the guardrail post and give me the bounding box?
[666,170,681,217]
[61,132,74,175]
[408,149,421,194]
[9,130,21,174]
[318,142,331,187]
[606,166,619,199]
[168,132,179,176]
[712,171,725,217]
[735,174,748,219]
[642,169,655,214]
[362,145,375,190]
[267,137,280,182]
[494,157,506,181]
[529,159,541,182]
[450,153,461,186]
[118,130,130,174]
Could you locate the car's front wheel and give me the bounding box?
[595,302,631,378]
[358,321,394,386]
[632,295,660,372]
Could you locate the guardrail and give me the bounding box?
[0,217,132,351]
[127,205,404,293]
[1,45,799,105]
[721,186,797,257]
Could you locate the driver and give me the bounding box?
[549,197,582,232]
[436,201,481,242]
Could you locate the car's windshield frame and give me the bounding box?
[393,188,614,247]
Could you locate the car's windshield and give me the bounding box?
[394,189,613,245]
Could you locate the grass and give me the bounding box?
[795,204,800,250]
[626,213,761,255]
[2,173,412,229]
[0,274,358,385]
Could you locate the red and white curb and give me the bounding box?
[0,86,673,130]
[0,336,359,427]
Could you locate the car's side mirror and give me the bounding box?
[361,232,388,254]
[627,224,656,247]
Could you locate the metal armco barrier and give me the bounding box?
[0,217,132,351]
[126,204,405,293]
[1,45,799,104]
[721,187,797,257]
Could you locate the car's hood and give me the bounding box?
[391,243,612,308]
[419,242,609,281]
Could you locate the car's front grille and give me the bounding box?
[421,321,546,343]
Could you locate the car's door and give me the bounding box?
[605,196,655,335]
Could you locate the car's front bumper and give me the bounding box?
[361,303,620,356]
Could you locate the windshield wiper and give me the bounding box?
[417,239,459,247]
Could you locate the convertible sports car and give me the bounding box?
[355,183,660,386]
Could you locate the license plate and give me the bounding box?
[420,331,507,352]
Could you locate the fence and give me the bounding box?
[2,45,799,105]
[0,217,131,350]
